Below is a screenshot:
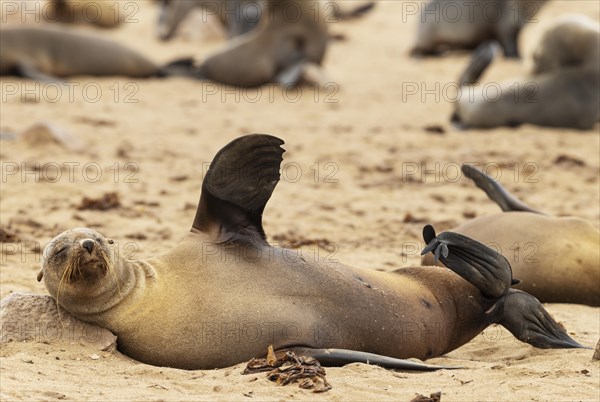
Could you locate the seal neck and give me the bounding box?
[63,257,155,318]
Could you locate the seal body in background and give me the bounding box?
[423,164,600,306]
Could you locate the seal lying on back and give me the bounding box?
[37,134,584,370]
[451,15,600,130]
[423,164,600,306]
[411,0,546,58]
[0,27,196,81]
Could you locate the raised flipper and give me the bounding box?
[461,164,543,214]
[458,41,498,87]
[225,1,262,38]
[488,289,587,349]
[287,348,460,371]
[421,225,513,299]
[451,42,498,127]
[192,134,285,244]
[496,23,521,59]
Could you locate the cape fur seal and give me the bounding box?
[0,27,196,81]
[411,0,546,58]
[451,15,600,130]
[38,134,584,370]
[157,0,264,41]
[194,0,329,87]
[156,0,375,41]
[423,164,600,306]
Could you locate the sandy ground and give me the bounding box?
[1,1,599,400]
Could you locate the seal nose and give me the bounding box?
[81,239,94,254]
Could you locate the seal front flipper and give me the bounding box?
[461,164,543,214]
[192,134,285,244]
[488,290,587,349]
[276,62,329,88]
[286,348,460,371]
[15,63,62,83]
[276,62,305,88]
[421,225,513,299]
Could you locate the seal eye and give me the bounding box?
[54,246,68,257]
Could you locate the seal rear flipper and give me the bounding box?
[421,225,512,299]
[461,164,543,214]
[490,290,587,349]
[287,348,460,371]
[192,134,285,244]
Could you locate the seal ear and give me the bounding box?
[192,134,285,244]
[461,164,543,214]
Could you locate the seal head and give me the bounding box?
[39,228,118,306]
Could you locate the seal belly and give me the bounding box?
[113,238,491,368]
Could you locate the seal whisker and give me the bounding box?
[55,259,73,318]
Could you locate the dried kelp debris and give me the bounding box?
[78,192,121,211]
[243,345,332,393]
[410,391,442,402]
